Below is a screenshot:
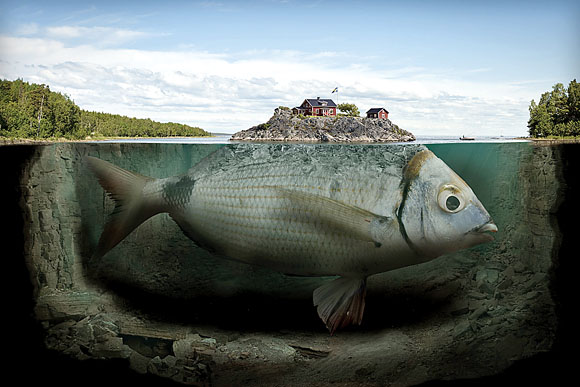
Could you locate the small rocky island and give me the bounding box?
[231,107,415,143]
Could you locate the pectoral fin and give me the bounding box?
[313,277,367,334]
[272,187,389,245]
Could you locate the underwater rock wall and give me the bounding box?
[518,144,565,273]
[11,141,570,386]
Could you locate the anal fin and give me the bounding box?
[313,277,367,334]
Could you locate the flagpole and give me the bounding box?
[331,86,339,113]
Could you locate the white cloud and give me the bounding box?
[0,34,532,136]
[15,23,39,36]
[44,25,152,46]
[46,26,84,38]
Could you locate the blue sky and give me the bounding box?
[1,0,578,135]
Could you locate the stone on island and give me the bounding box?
[231,107,415,143]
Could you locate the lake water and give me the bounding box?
[6,139,574,385]
[94,134,530,144]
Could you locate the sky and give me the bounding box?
[0,0,578,136]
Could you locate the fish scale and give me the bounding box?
[167,158,403,276]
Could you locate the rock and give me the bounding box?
[468,291,488,300]
[91,337,131,359]
[220,336,296,363]
[91,315,119,341]
[453,320,473,338]
[147,355,181,379]
[450,299,469,316]
[502,265,515,279]
[468,299,487,311]
[231,108,415,143]
[495,335,526,362]
[162,355,178,368]
[497,278,513,290]
[201,337,217,349]
[525,291,540,300]
[513,261,527,273]
[129,351,150,374]
[470,306,489,320]
[38,209,52,231]
[527,273,546,288]
[173,337,195,359]
[475,268,501,294]
[476,268,500,284]
[148,356,163,375]
[172,334,219,362]
[74,320,94,345]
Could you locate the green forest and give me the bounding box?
[0,79,210,139]
[528,79,580,138]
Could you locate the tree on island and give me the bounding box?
[337,103,360,117]
[528,79,580,138]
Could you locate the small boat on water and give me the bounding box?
[460,136,475,141]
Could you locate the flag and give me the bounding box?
[332,87,338,93]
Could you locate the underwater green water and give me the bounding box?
[8,140,576,385]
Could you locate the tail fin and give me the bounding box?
[86,156,161,259]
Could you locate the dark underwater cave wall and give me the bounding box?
[6,141,576,386]
[544,144,576,378]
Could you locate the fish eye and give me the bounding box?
[446,195,460,211]
[438,185,466,213]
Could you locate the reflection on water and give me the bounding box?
[95,134,235,144]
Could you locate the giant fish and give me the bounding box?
[87,144,497,333]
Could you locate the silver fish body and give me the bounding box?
[87,144,497,333]
[164,145,417,277]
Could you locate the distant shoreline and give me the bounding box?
[0,135,215,146]
[528,137,580,144]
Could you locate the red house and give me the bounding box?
[366,108,389,119]
[292,97,337,116]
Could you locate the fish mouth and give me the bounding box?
[468,221,498,242]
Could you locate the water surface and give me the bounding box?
[94,134,529,145]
